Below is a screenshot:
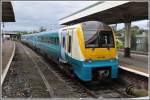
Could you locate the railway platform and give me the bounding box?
[1,39,15,85]
[118,51,148,74]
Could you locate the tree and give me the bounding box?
[116,39,123,49]
[39,26,47,32]
[130,25,142,50]
[16,31,29,40]
[32,30,38,34]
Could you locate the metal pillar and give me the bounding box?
[124,22,131,57]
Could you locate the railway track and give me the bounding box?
[44,59,98,98]
[44,60,133,98]
[22,42,133,98]
[3,42,142,98]
[21,44,54,97]
[21,42,95,98]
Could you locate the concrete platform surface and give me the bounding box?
[118,51,148,74]
[1,40,14,77]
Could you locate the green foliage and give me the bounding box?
[116,25,148,51]
[114,29,122,37]
[116,25,144,37]
[17,31,30,35]
[39,26,47,32]
[16,26,47,35]
[116,39,123,49]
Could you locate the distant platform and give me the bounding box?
[118,51,148,74]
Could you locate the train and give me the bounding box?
[21,21,118,81]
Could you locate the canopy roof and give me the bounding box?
[2,1,15,22]
[59,1,148,25]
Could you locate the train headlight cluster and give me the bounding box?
[116,55,118,60]
[85,59,92,63]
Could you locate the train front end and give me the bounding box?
[75,21,118,81]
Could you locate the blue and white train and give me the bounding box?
[21,21,118,81]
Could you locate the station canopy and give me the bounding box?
[59,1,148,25]
[2,1,15,22]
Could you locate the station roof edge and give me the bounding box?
[59,1,103,21]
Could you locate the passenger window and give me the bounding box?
[56,38,59,45]
[63,37,65,47]
[68,35,72,53]
[52,37,54,44]
[55,38,57,44]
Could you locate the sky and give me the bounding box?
[4,1,148,32]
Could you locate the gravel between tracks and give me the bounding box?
[2,42,83,98]
[2,42,136,98]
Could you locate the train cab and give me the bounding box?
[59,21,118,81]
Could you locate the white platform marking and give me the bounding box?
[119,66,149,78]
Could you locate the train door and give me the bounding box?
[60,29,67,63]
[66,29,73,60]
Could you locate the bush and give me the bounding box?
[116,39,123,49]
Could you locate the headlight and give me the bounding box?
[116,55,118,59]
[85,59,92,63]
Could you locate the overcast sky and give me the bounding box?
[4,1,148,32]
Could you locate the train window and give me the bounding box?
[61,29,67,47]
[53,37,55,44]
[99,31,114,48]
[83,30,99,48]
[54,37,56,44]
[62,37,65,47]
[47,37,50,43]
[68,35,72,53]
[52,37,54,44]
[51,37,53,44]
[55,38,57,44]
[50,37,52,43]
[82,21,114,48]
[56,37,59,45]
[41,37,43,42]
[46,37,49,43]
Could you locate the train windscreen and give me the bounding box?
[82,21,115,48]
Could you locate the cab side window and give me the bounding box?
[68,35,71,53]
[63,37,65,47]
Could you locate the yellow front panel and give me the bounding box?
[76,25,117,60]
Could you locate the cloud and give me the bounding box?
[4,1,148,32]
[5,1,98,31]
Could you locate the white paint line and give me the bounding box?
[119,66,149,78]
[1,42,16,85]
[132,96,149,99]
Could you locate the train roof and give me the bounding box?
[22,31,58,37]
[60,21,111,30]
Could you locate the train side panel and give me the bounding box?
[35,32,60,62]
